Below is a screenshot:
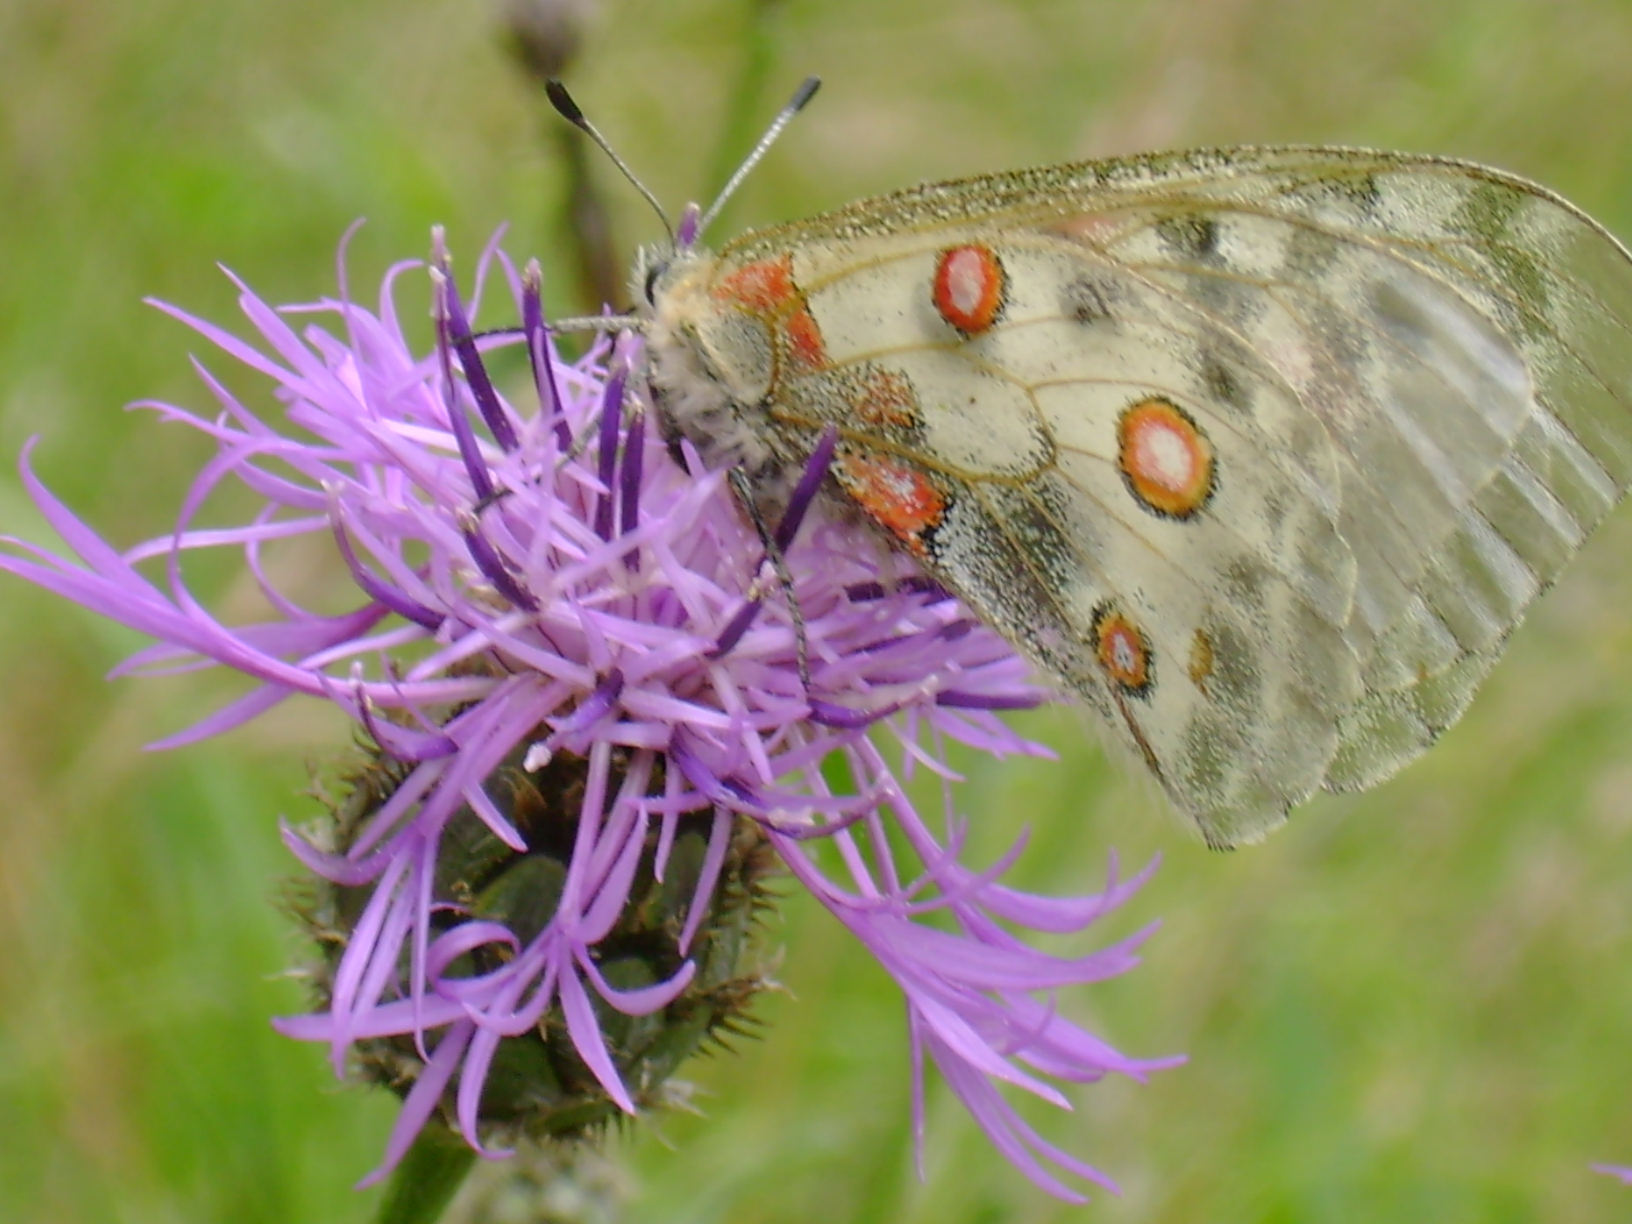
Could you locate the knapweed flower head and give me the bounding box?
[0,228,1178,1202]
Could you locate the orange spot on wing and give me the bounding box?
[854,368,919,427]
[714,255,796,314]
[837,453,946,556]
[933,245,1006,335]
[785,306,827,372]
[1117,397,1215,519]
[1187,628,1215,692]
[715,255,827,373]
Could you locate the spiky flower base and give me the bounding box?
[292,731,778,1147]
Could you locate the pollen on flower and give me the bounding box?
[0,232,1176,1205]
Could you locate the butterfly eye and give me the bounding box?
[643,261,665,305]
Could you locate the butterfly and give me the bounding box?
[553,82,1632,848]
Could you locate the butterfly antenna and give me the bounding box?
[545,79,675,245]
[695,76,821,242]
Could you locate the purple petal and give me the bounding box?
[437,259,520,453]
[454,1025,517,1157]
[708,597,764,659]
[592,366,627,542]
[433,285,497,507]
[523,260,573,449]
[558,961,636,1114]
[579,952,697,1015]
[678,807,732,955]
[773,423,838,553]
[935,689,1044,711]
[356,1019,476,1188]
[620,409,646,569]
[461,520,539,613]
[332,515,444,630]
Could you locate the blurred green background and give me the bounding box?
[6,1,1632,1220]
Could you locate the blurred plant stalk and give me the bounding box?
[501,0,628,313]
[502,0,800,315]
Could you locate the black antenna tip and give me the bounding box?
[545,78,587,127]
[790,76,821,112]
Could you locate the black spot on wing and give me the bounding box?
[1284,223,1346,278]
[1218,555,1275,617]
[956,477,1092,598]
[1448,182,1551,326]
[926,483,1106,710]
[1279,170,1382,223]
[1063,274,1115,324]
[1156,213,1220,259]
[1196,347,1250,413]
[1451,180,1524,243]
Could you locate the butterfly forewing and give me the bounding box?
[652,146,1632,845]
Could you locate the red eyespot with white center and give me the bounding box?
[1116,397,1216,519]
[933,244,1006,335]
[1092,604,1153,695]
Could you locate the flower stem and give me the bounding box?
[704,0,792,224]
[374,1123,479,1224]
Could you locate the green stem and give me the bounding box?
[373,1124,480,1224]
[703,0,791,224]
[556,122,628,314]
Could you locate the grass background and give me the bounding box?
[5,0,1632,1220]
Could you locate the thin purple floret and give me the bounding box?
[434,280,499,508]
[521,260,573,450]
[676,203,701,250]
[620,409,645,566]
[461,519,539,613]
[774,423,839,554]
[437,253,520,453]
[331,518,444,632]
[593,364,627,541]
[935,690,1044,711]
[708,596,763,659]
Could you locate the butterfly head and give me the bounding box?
[546,74,822,478]
[639,237,791,478]
[633,202,706,312]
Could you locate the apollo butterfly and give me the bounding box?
[554,80,1632,848]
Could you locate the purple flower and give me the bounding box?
[0,228,1178,1202]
